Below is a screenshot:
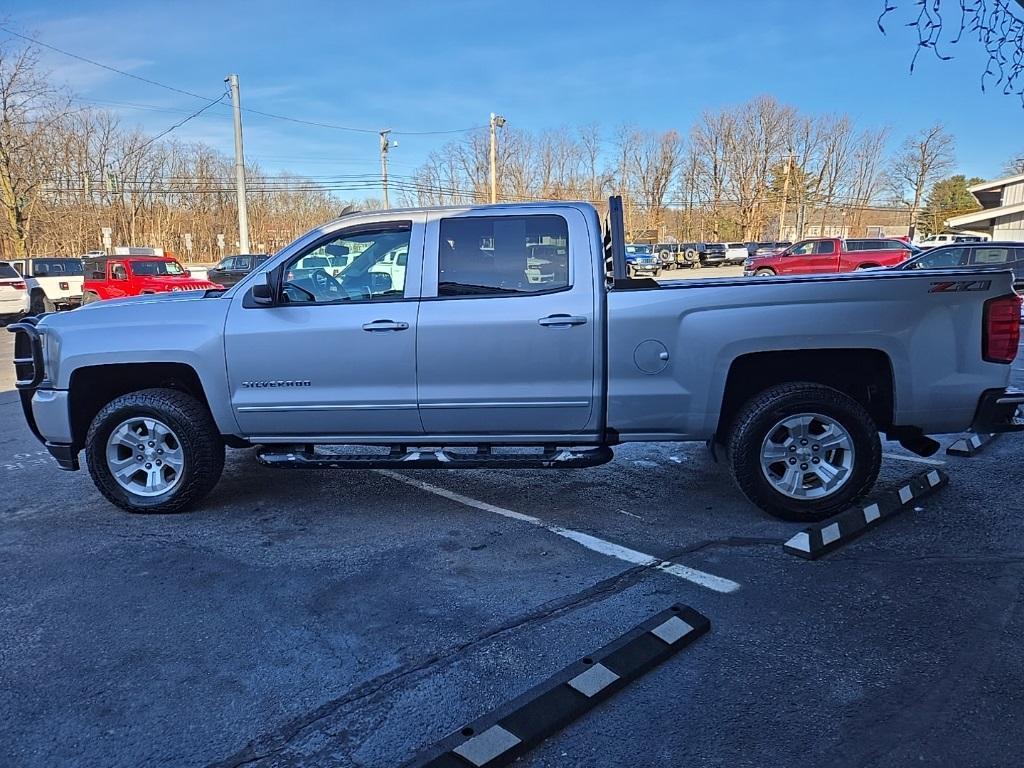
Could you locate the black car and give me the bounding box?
[895,241,1024,285]
[700,243,728,266]
[207,253,269,288]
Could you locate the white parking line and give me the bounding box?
[882,452,946,467]
[378,470,741,594]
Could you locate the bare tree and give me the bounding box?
[0,41,72,258]
[887,123,955,237]
[631,129,682,235]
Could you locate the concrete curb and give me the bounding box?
[783,470,948,560]
[405,604,710,767]
[946,433,998,457]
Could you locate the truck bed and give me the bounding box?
[605,268,1019,441]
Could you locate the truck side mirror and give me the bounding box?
[250,264,283,306]
[251,276,274,306]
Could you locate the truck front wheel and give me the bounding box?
[727,383,881,522]
[85,388,225,514]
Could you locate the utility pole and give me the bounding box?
[379,129,394,209]
[489,112,506,204]
[225,74,250,254]
[778,154,792,241]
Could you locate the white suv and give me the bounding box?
[0,261,29,321]
[916,233,988,249]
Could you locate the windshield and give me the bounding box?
[129,260,186,277]
[32,258,84,276]
[625,245,652,254]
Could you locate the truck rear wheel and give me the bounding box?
[727,383,880,522]
[30,291,55,315]
[85,388,225,514]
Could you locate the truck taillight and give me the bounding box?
[983,294,1022,364]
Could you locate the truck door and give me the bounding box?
[107,261,130,299]
[416,208,598,435]
[223,217,425,438]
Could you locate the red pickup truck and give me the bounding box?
[743,238,913,277]
[82,254,222,303]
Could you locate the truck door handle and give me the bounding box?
[538,314,588,328]
[362,319,409,332]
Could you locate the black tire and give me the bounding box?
[82,291,100,305]
[754,268,775,277]
[30,291,55,315]
[652,268,662,278]
[727,382,881,522]
[85,388,225,514]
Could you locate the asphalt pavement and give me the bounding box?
[1,329,1022,768]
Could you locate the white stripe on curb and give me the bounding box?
[378,470,741,594]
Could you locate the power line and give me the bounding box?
[1,25,487,137]
[130,92,230,156]
[0,25,218,102]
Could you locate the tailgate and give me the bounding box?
[36,276,84,299]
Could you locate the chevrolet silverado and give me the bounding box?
[10,198,1023,521]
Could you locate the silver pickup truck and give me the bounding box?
[9,198,1023,521]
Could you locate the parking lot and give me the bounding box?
[1,329,1022,768]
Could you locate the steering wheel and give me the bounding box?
[310,268,343,298]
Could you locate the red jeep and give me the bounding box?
[743,237,913,277]
[82,254,222,303]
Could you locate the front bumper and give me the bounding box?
[8,318,80,470]
[971,388,1024,433]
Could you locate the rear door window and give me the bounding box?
[0,262,20,279]
[815,240,836,255]
[437,215,569,297]
[971,247,1013,265]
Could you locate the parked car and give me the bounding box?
[895,241,1024,282]
[624,244,661,277]
[82,254,223,303]
[8,257,85,314]
[654,242,683,270]
[0,261,29,322]
[753,241,792,258]
[207,254,270,289]
[916,233,988,249]
[724,243,750,265]
[700,243,729,267]
[10,197,1023,524]
[743,238,912,277]
[675,242,705,269]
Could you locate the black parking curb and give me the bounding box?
[946,433,998,457]
[404,604,710,768]
[782,470,948,560]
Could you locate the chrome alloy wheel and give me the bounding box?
[759,412,855,500]
[105,417,185,497]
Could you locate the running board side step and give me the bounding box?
[255,445,615,470]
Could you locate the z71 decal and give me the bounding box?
[928,280,992,293]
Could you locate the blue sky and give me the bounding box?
[8,0,1024,194]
